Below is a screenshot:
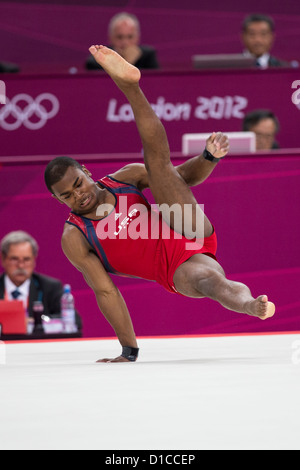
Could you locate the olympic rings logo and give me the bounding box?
[0,93,60,130]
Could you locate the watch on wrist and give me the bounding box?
[203,148,224,163]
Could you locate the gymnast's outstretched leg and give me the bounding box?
[88,44,214,239]
[173,253,275,320]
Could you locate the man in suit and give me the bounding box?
[241,14,288,69]
[86,12,159,71]
[0,230,81,328]
[242,109,280,150]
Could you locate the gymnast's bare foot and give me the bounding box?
[245,295,275,320]
[89,45,141,87]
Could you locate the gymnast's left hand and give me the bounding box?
[206,132,229,159]
[96,356,130,363]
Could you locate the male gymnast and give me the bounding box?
[44,46,275,362]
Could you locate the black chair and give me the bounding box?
[0,61,20,73]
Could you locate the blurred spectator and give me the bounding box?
[0,230,82,329]
[86,12,159,70]
[241,14,288,68]
[0,61,19,73]
[242,109,280,150]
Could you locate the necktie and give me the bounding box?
[11,289,21,299]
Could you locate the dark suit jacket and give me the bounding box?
[85,45,159,70]
[0,272,82,328]
[0,272,62,317]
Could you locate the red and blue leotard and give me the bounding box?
[66,176,217,294]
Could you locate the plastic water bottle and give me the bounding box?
[61,284,77,333]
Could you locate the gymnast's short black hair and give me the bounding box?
[44,156,83,194]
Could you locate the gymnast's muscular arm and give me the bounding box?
[109,132,229,190]
[61,224,138,362]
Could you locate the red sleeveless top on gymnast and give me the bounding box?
[66,176,217,294]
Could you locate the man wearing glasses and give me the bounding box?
[0,231,65,321]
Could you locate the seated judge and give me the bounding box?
[86,12,159,70]
[0,230,81,328]
[242,109,280,150]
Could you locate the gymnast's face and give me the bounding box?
[51,165,100,215]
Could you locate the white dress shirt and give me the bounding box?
[244,50,270,69]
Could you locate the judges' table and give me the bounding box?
[0,67,300,156]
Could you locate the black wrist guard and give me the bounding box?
[121,346,139,362]
[203,148,224,163]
